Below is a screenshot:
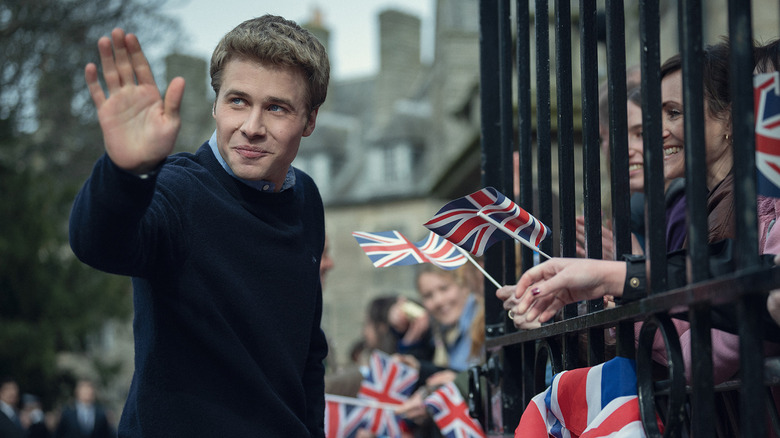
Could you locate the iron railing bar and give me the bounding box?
[726,1,764,434]
[678,1,716,436]
[535,0,552,265]
[638,0,668,295]
[515,0,538,410]
[478,0,505,336]
[580,0,605,366]
[554,0,580,371]
[604,0,636,359]
[497,0,517,288]
[485,265,780,348]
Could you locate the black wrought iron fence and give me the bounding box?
[471,1,780,436]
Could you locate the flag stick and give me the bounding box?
[325,394,401,411]
[452,245,502,289]
[476,211,552,260]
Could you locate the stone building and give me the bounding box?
[297,0,483,369]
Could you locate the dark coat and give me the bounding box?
[55,406,112,438]
[0,410,24,438]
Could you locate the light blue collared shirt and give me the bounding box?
[208,131,295,192]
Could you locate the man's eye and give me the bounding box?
[269,104,282,112]
[230,98,244,105]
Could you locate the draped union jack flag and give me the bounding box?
[516,357,655,438]
[424,187,550,256]
[358,350,419,437]
[754,72,780,198]
[352,230,467,269]
[424,382,486,438]
[324,396,370,438]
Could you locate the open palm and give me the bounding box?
[85,28,185,174]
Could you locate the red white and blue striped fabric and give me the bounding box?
[424,382,486,438]
[424,187,549,256]
[516,357,653,438]
[352,230,467,269]
[358,350,419,437]
[324,396,370,438]
[754,72,780,198]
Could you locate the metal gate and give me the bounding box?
[470,1,780,436]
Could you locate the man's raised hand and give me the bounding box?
[85,28,185,175]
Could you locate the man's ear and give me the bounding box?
[212,101,217,118]
[303,108,319,137]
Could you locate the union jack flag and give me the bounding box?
[424,187,550,256]
[424,382,486,438]
[754,72,780,198]
[352,230,468,269]
[516,357,657,438]
[358,350,419,437]
[324,396,371,438]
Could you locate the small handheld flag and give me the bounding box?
[358,350,419,437]
[352,230,502,288]
[351,230,467,269]
[324,396,370,438]
[754,72,780,198]
[424,187,551,258]
[424,382,486,438]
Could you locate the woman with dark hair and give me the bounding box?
[362,295,435,362]
[503,41,780,385]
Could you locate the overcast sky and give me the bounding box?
[162,0,435,80]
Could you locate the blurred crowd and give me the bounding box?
[0,377,115,438]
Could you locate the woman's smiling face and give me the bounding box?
[661,70,686,181]
[417,271,469,327]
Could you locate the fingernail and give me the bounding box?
[531,288,540,296]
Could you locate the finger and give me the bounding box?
[522,292,559,322]
[85,63,106,109]
[515,264,545,297]
[538,298,565,322]
[496,285,515,301]
[110,28,135,87]
[97,36,120,91]
[163,76,186,119]
[514,311,542,329]
[125,33,156,86]
[515,281,543,314]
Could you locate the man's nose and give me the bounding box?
[241,108,267,138]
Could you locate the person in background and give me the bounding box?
[751,38,780,328]
[369,295,434,361]
[577,66,643,260]
[69,14,330,436]
[20,394,50,438]
[0,377,23,438]
[394,265,481,374]
[55,380,112,438]
[391,265,482,435]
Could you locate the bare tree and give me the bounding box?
[0,0,182,407]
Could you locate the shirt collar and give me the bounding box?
[0,401,15,418]
[208,131,295,192]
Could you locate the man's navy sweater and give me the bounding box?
[69,144,328,437]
